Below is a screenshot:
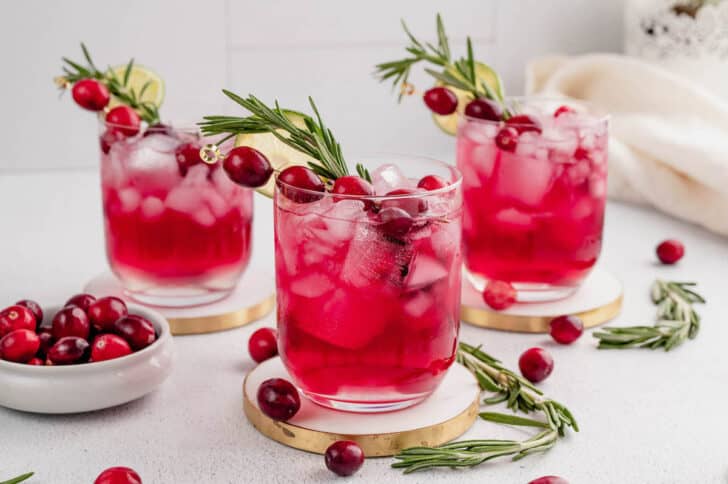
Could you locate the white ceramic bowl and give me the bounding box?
[0,303,174,414]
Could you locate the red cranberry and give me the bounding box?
[15,299,43,325]
[65,293,97,314]
[519,347,554,383]
[52,306,90,340]
[0,329,40,363]
[100,128,125,154]
[71,79,110,111]
[379,207,414,238]
[27,357,44,366]
[464,98,502,121]
[656,239,685,264]
[574,147,590,161]
[106,106,141,137]
[144,123,172,137]
[277,166,325,203]
[332,175,374,198]
[37,329,54,358]
[417,174,448,191]
[381,188,427,217]
[257,378,300,421]
[529,476,569,484]
[47,336,90,365]
[0,305,37,336]
[506,114,542,134]
[549,315,584,344]
[423,87,458,115]
[91,334,133,362]
[482,280,517,310]
[495,126,519,152]
[174,143,204,176]
[88,297,128,332]
[248,327,278,363]
[223,146,273,188]
[113,315,156,351]
[553,105,573,118]
[325,440,365,477]
[94,466,142,484]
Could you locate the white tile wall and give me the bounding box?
[0,0,624,173]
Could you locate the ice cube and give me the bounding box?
[140,196,164,220]
[181,164,209,188]
[404,254,448,291]
[494,208,534,230]
[403,291,435,319]
[203,188,229,218]
[125,135,183,195]
[429,219,461,261]
[494,152,555,207]
[566,160,590,185]
[165,186,205,217]
[211,165,238,201]
[589,174,606,198]
[371,164,414,195]
[341,225,413,289]
[464,122,498,144]
[321,200,365,241]
[192,206,216,227]
[290,273,335,298]
[138,133,179,153]
[117,187,141,213]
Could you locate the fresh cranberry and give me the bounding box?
[113,315,156,351]
[144,123,172,137]
[495,126,519,152]
[94,466,142,484]
[72,79,110,111]
[37,329,54,358]
[277,166,325,203]
[519,347,554,383]
[549,315,584,344]
[379,207,414,238]
[423,87,458,115]
[106,106,141,137]
[174,143,204,176]
[100,128,125,154]
[248,327,278,363]
[0,329,40,363]
[381,188,427,217]
[482,280,517,310]
[417,175,448,191]
[52,306,90,340]
[0,305,37,336]
[65,293,97,314]
[656,239,685,264]
[47,336,90,365]
[325,440,365,477]
[15,300,43,326]
[464,98,502,121]
[223,146,274,188]
[529,476,569,484]
[506,114,542,134]
[553,105,573,118]
[91,334,133,362]
[257,378,300,421]
[573,147,590,161]
[88,297,128,332]
[27,357,44,366]
[332,175,374,198]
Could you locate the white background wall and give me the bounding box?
[0,0,624,173]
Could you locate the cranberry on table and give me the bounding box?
[0,305,37,336]
[381,188,428,217]
[71,78,111,111]
[656,239,685,264]
[482,280,517,310]
[257,378,300,421]
[549,315,584,345]
[175,143,204,176]
[553,105,573,118]
[106,106,141,137]
[65,293,97,314]
[113,315,156,351]
[325,440,365,477]
[464,98,502,121]
[94,466,142,484]
[423,86,458,115]
[417,175,448,191]
[519,347,554,383]
[529,476,569,484]
[494,126,519,153]
[379,207,414,238]
[88,296,128,332]
[0,329,40,363]
[15,299,43,326]
[91,334,132,362]
[248,327,278,363]
[52,305,90,340]
[47,336,90,365]
[505,114,543,134]
[27,357,44,366]
[223,146,274,188]
[277,166,325,203]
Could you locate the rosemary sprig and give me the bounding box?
[56,43,160,124]
[0,472,34,484]
[393,342,577,473]
[199,91,371,182]
[594,280,705,351]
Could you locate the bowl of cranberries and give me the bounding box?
[0,294,174,414]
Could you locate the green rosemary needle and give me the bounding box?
[0,472,34,484]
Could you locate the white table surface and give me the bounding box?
[1,170,726,484]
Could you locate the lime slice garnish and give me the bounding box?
[431,61,504,136]
[109,64,165,110]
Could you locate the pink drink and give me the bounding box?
[275,157,462,412]
[457,100,608,300]
[99,123,253,307]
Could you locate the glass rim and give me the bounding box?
[461,95,610,127]
[98,115,200,134]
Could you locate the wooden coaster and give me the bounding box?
[84,269,274,335]
[243,357,480,457]
[461,267,622,333]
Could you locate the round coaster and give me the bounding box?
[84,269,274,335]
[461,267,622,333]
[243,357,480,457]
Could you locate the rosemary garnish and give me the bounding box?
[0,472,34,484]
[56,43,160,124]
[199,91,370,182]
[392,342,577,473]
[594,280,705,351]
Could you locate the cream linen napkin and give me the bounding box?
[526,54,728,236]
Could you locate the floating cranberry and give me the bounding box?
[91,334,132,362]
[464,98,502,121]
[381,188,427,217]
[573,147,590,161]
[88,297,128,332]
[0,305,37,336]
[332,175,374,198]
[113,315,156,351]
[0,329,40,363]
[37,329,54,358]
[423,87,458,115]
[94,466,142,484]
[65,293,97,314]
[223,146,274,188]
[100,128,125,154]
[47,336,90,365]
[553,105,573,118]
[248,327,278,363]
[277,166,325,203]
[15,300,43,326]
[174,143,204,176]
[27,357,44,366]
[494,126,519,152]
[379,207,414,238]
[72,79,110,111]
[52,306,90,340]
[519,347,554,383]
[549,315,584,345]
[106,106,141,137]
[257,378,300,421]
[482,280,517,310]
[506,114,542,134]
[417,175,448,191]
[656,239,684,264]
[529,476,569,484]
[325,440,365,477]
[144,123,172,137]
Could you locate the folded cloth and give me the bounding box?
[526,53,728,237]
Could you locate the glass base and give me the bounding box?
[465,268,578,303]
[124,286,232,308]
[303,391,428,413]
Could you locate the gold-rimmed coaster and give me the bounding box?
[243,357,480,457]
[84,270,275,335]
[461,267,622,333]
